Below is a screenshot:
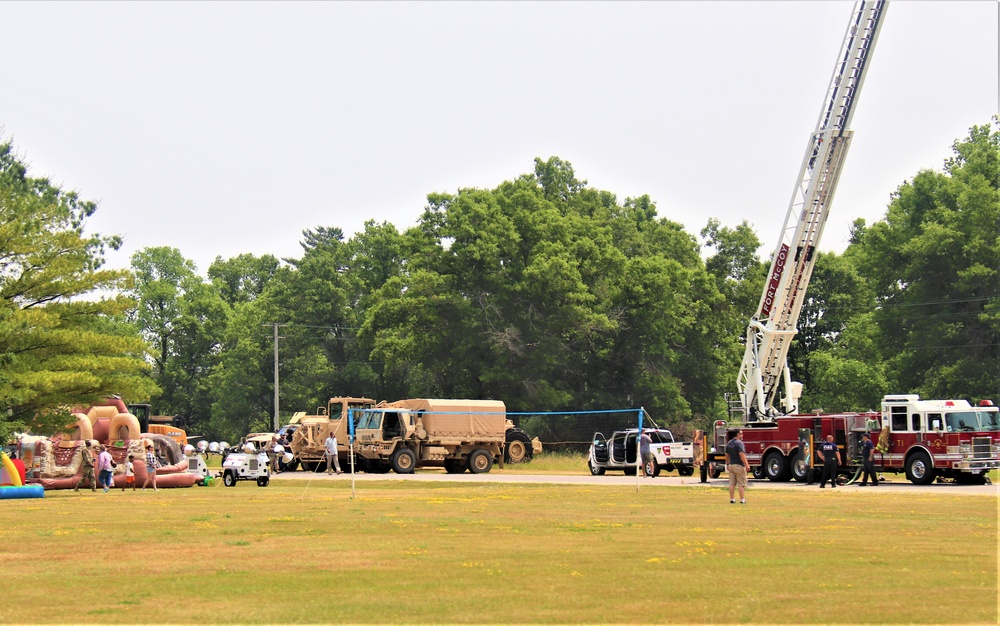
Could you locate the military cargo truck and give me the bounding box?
[354,399,507,474]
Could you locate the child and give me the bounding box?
[123,454,136,491]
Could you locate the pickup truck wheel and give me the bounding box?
[391,448,417,474]
[644,460,661,478]
[764,451,789,482]
[588,459,606,476]
[504,430,533,463]
[468,449,493,474]
[444,459,466,474]
[256,476,269,487]
[905,451,935,485]
[677,466,694,477]
[223,471,237,487]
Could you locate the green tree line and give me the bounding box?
[1,120,997,443]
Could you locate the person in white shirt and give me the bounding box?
[324,432,342,474]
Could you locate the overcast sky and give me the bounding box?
[3,1,997,275]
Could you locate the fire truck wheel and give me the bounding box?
[905,451,935,485]
[763,451,790,482]
[390,448,417,474]
[468,448,493,474]
[790,450,809,482]
[752,465,765,480]
[588,459,606,476]
[223,471,237,487]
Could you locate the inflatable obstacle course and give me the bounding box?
[1,451,44,499]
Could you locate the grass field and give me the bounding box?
[2,474,997,624]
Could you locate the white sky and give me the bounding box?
[2,1,997,275]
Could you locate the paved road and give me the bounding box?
[270,469,998,496]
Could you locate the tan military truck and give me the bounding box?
[354,399,507,474]
[287,397,377,472]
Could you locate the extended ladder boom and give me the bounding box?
[738,0,888,419]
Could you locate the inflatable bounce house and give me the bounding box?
[1,451,43,499]
[16,397,200,490]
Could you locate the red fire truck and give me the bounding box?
[705,395,1000,485]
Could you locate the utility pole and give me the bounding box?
[273,322,280,431]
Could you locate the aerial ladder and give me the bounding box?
[737,0,888,420]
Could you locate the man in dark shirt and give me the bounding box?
[858,433,878,486]
[725,429,750,504]
[817,435,841,488]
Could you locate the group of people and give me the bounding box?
[723,428,880,502]
[74,440,161,492]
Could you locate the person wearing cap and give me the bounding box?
[639,430,654,477]
[858,433,878,486]
[817,435,841,488]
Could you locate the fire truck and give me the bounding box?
[706,396,1000,485]
[702,0,1000,484]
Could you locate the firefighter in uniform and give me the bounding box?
[817,435,841,488]
[858,432,878,486]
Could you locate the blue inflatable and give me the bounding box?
[0,484,45,499]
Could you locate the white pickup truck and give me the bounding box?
[588,428,696,477]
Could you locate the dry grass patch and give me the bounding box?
[1,480,996,624]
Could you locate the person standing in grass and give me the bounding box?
[142,443,159,491]
[325,431,342,474]
[817,435,841,488]
[639,431,654,477]
[122,454,136,491]
[97,445,114,492]
[858,433,878,486]
[75,441,97,492]
[726,429,750,504]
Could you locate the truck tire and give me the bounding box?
[905,451,935,485]
[677,466,694,477]
[444,459,466,474]
[752,465,765,480]
[256,476,269,487]
[710,464,723,479]
[391,448,417,474]
[790,450,809,482]
[504,429,534,464]
[223,470,237,487]
[644,460,661,478]
[467,449,493,474]
[763,451,790,482]
[588,459,606,476]
[623,466,637,476]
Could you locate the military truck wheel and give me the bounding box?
[223,471,237,487]
[504,430,533,464]
[444,459,466,474]
[257,476,269,487]
[905,451,935,485]
[588,459,606,476]
[391,448,417,474]
[468,449,493,474]
[368,462,391,474]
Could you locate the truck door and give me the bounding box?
[592,433,609,464]
[611,433,627,464]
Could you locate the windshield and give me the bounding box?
[974,409,1000,432]
[944,411,978,432]
[356,410,382,430]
